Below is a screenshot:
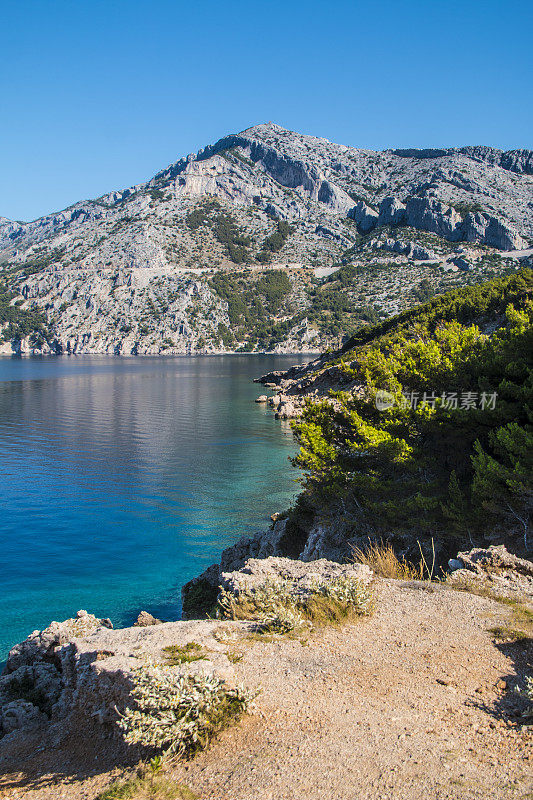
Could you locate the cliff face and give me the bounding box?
[0,123,531,355]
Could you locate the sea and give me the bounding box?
[0,354,302,659]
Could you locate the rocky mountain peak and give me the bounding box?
[0,123,531,357]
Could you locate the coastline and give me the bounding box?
[0,347,322,359]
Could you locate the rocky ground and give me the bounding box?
[0,556,531,800]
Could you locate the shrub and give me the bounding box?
[217,575,373,632]
[117,662,254,758]
[255,270,291,311]
[518,676,533,721]
[217,580,303,633]
[162,642,207,665]
[148,189,167,202]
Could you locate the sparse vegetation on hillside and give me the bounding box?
[257,220,294,262]
[451,201,485,217]
[306,265,383,338]
[209,269,296,348]
[185,200,253,263]
[0,282,50,344]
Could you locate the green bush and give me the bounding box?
[0,282,50,343]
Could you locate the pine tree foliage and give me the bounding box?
[291,269,533,548]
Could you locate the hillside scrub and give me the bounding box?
[209,269,296,347]
[290,269,533,552]
[0,282,50,344]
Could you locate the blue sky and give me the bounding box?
[1,0,531,222]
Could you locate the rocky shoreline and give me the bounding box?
[0,338,321,357]
[3,529,529,748]
[3,347,532,753]
[0,556,372,747]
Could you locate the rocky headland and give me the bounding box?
[1,549,531,800]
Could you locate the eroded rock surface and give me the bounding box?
[219,556,372,596]
[448,545,533,602]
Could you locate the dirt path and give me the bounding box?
[1,580,532,799]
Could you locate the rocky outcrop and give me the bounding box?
[219,556,372,596]
[372,237,437,261]
[181,520,291,618]
[0,556,374,746]
[4,610,112,673]
[447,545,533,603]
[391,145,533,176]
[0,612,247,743]
[134,611,163,627]
[181,511,368,618]
[0,611,113,739]
[352,195,527,251]
[348,200,379,232]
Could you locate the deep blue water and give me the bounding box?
[0,355,302,659]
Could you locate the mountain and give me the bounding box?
[0,123,532,355]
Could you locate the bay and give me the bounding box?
[0,354,302,659]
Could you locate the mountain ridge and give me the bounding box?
[0,123,531,356]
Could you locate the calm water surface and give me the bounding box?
[0,355,302,659]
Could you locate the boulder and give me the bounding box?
[274,401,302,419]
[447,545,533,602]
[448,558,463,572]
[456,544,533,577]
[375,237,437,261]
[0,700,48,735]
[450,256,471,271]
[134,611,163,627]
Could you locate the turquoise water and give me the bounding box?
[0,355,301,660]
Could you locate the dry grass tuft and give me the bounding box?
[225,648,244,663]
[487,625,530,642]
[352,541,425,580]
